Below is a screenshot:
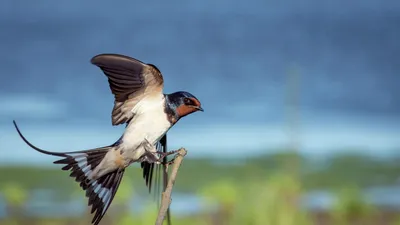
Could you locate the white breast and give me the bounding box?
[120,95,172,161]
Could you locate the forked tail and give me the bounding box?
[13,120,125,225]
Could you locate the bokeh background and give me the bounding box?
[1,0,400,225]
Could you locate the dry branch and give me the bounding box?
[155,148,187,225]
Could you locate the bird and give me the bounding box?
[12,53,203,225]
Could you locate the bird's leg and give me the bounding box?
[160,150,182,166]
[141,138,160,163]
[140,152,175,165]
[156,149,179,159]
[141,138,175,164]
[141,139,179,165]
[155,154,177,165]
[139,152,159,164]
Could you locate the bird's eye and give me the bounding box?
[184,98,193,105]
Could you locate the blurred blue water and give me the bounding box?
[2,185,400,218]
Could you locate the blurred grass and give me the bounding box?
[1,151,400,225]
[2,152,400,194]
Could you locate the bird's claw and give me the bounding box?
[141,139,178,165]
[156,150,178,158]
[142,138,178,166]
[153,151,178,165]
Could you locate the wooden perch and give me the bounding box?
[155,148,187,225]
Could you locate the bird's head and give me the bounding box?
[166,91,203,119]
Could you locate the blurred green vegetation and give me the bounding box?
[0,151,400,225]
[2,152,400,194]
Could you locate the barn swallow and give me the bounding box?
[12,53,203,225]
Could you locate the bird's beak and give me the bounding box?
[195,106,204,112]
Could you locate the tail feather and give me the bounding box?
[13,120,125,225]
[53,150,109,189]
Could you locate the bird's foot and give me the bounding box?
[152,150,178,166]
[141,138,178,165]
[156,151,180,166]
[141,152,176,165]
[156,150,178,159]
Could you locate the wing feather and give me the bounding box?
[91,53,164,126]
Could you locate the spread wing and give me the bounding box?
[91,53,164,126]
[141,134,171,225]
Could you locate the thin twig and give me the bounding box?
[155,148,187,225]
